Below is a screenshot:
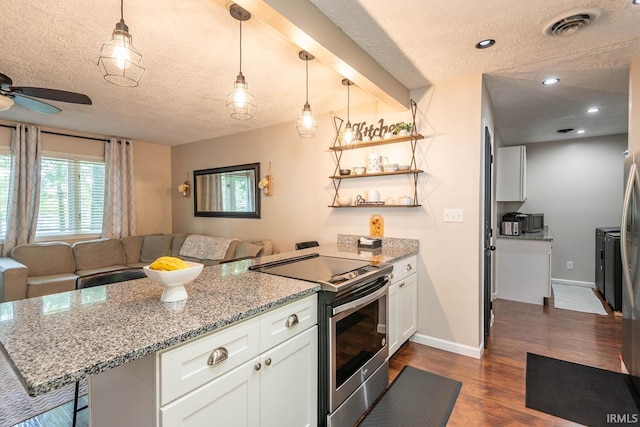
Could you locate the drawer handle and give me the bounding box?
[207,347,229,366]
[285,314,299,328]
[265,357,272,366]
[406,264,413,271]
[255,362,262,371]
[399,282,405,288]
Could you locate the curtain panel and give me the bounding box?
[102,138,136,238]
[2,124,42,257]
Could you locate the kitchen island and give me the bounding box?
[0,237,418,426]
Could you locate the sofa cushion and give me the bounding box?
[27,273,78,298]
[234,241,263,259]
[121,235,145,264]
[171,233,190,257]
[73,239,126,271]
[140,235,173,263]
[12,242,76,276]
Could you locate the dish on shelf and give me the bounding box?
[382,163,399,172]
[398,165,410,171]
[354,166,366,175]
[337,196,352,206]
[398,196,413,205]
[339,169,351,175]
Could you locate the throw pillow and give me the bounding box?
[234,241,263,259]
[140,235,173,263]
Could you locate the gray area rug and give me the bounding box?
[552,283,608,315]
[0,349,87,426]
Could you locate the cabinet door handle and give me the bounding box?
[254,362,262,371]
[399,282,405,288]
[285,314,299,328]
[406,264,413,271]
[207,347,228,366]
[265,357,272,366]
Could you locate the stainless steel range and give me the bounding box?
[250,253,392,427]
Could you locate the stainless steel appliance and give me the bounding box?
[501,212,526,235]
[595,227,620,295]
[522,213,544,233]
[250,253,392,427]
[621,151,640,391]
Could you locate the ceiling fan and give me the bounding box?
[0,72,92,114]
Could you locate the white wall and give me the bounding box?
[630,57,640,154]
[172,74,487,357]
[521,134,627,283]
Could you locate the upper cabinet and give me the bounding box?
[497,145,527,202]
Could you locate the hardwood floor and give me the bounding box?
[389,297,623,426]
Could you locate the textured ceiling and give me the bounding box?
[1,0,639,146]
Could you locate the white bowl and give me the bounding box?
[382,163,399,172]
[143,261,204,302]
[337,196,352,206]
[398,165,410,171]
[354,166,366,175]
[398,196,413,205]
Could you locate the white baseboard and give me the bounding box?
[410,333,483,359]
[551,278,595,288]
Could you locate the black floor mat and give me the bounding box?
[358,365,462,427]
[526,352,640,426]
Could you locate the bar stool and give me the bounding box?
[72,268,147,427]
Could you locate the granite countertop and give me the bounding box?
[0,236,418,397]
[496,231,553,241]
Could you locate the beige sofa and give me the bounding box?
[0,234,273,302]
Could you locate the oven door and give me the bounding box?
[329,283,389,412]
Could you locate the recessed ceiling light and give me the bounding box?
[586,107,600,113]
[543,77,560,85]
[475,39,495,49]
[577,129,586,134]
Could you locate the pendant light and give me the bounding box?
[297,50,317,138]
[342,79,355,144]
[97,0,144,87]
[226,3,257,120]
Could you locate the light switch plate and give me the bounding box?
[444,208,464,223]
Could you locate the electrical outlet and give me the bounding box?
[444,208,464,223]
[566,261,574,270]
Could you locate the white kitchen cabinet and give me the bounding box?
[388,255,418,356]
[161,326,317,427]
[495,238,553,305]
[496,146,527,202]
[89,294,317,427]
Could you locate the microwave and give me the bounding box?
[523,213,544,233]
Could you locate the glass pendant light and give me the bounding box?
[226,3,257,120]
[342,79,355,144]
[97,0,144,87]
[297,50,317,138]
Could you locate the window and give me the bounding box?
[37,156,105,237]
[0,151,105,239]
[221,171,252,212]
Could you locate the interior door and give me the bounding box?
[483,126,495,348]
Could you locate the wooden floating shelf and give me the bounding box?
[330,134,424,151]
[331,169,423,179]
[329,204,422,208]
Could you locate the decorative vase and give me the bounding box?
[367,153,382,173]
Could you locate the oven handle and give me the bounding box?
[332,283,388,316]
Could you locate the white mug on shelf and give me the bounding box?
[367,190,380,202]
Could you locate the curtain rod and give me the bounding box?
[0,123,110,142]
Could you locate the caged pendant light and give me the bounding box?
[341,79,355,144]
[97,0,145,87]
[297,50,317,138]
[226,3,257,120]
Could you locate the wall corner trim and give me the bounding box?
[411,333,483,359]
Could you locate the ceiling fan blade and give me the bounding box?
[12,94,62,114]
[11,86,92,105]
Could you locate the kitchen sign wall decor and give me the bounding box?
[351,118,412,139]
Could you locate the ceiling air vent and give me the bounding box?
[543,9,601,36]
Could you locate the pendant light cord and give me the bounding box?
[120,0,124,21]
[239,20,243,74]
[347,82,350,123]
[305,56,309,103]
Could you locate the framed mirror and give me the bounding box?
[193,163,261,218]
